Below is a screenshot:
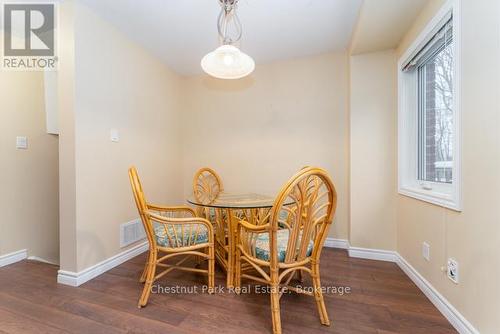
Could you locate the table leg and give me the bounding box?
[226,208,235,288]
[214,206,268,288]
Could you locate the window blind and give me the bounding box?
[401,13,453,72]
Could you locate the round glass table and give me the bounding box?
[187,192,279,287]
[187,192,277,209]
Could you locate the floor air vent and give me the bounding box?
[120,219,146,248]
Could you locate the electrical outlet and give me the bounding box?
[447,258,459,283]
[422,242,430,261]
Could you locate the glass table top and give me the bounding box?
[187,192,278,209]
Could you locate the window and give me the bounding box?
[417,21,453,184]
[398,2,461,210]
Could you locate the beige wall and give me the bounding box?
[395,0,500,332]
[58,0,78,272]
[0,56,59,263]
[55,3,500,331]
[59,2,184,272]
[181,53,350,239]
[349,50,397,250]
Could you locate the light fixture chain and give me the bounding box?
[217,0,242,45]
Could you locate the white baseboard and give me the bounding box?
[396,255,479,334]
[324,237,350,249]
[333,242,478,334]
[348,246,398,262]
[57,241,148,287]
[0,249,27,267]
[27,256,59,266]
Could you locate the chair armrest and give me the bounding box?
[147,212,214,233]
[236,218,270,233]
[147,204,195,217]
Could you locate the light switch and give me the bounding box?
[16,136,28,149]
[110,129,119,142]
[422,242,430,261]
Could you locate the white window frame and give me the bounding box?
[398,0,461,211]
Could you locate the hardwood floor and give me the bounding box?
[0,248,456,334]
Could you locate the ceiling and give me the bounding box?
[79,0,431,76]
[79,0,364,76]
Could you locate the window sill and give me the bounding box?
[398,185,461,211]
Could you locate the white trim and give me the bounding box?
[396,255,479,334]
[341,245,478,334]
[27,256,59,266]
[0,249,28,267]
[324,237,349,249]
[397,0,462,211]
[399,186,460,211]
[323,240,398,262]
[57,241,148,287]
[348,246,398,262]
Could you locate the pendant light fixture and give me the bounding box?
[201,0,255,79]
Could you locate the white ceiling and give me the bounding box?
[79,0,363,76]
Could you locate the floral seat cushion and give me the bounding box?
[278,209,289,228]
[154,223,209,248]
[254,229,314,262]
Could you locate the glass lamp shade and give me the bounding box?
[201,45,255,79]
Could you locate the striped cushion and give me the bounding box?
[153,223,209,248]
[254,229,314,262]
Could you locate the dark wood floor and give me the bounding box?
[0,248,456,334]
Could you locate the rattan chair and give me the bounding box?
[234,167,337,334]
[129,167,215,308]
[192,167,223,216]
[192,167,234,282]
